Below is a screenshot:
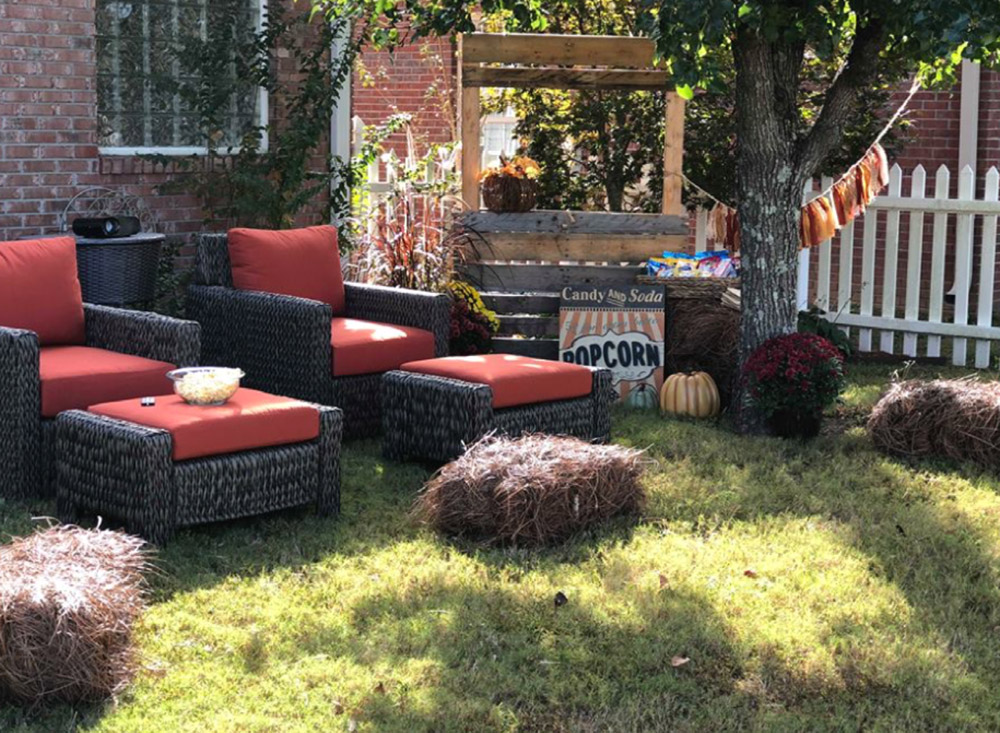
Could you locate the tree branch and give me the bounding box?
[796,20,886,176]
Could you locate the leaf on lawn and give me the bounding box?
[658,573,669,589]
[332,700,344,715]
[554,591,568,608]
[374,681,386,694]
[671,655,690,667]
[743,569,758,578]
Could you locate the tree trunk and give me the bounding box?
[732,30,808,431]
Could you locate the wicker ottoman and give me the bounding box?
[382,355,613,463]
[55,389,342,545]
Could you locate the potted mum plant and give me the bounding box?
[448,281,500,355]
[479,155,541,213]
[742,332,846,439]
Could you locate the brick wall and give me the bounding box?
[351,36,456,160]
[0,0,329,269]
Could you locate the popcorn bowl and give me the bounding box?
[167,367,245,406]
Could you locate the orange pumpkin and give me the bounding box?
[660,372,721,419]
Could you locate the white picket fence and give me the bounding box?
[694,164,1000,368]
[350,115,453,235]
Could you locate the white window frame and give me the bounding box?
[98,0,269,157]
[481,108,519,169]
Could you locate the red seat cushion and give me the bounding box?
[331,317,436,377]
[0,237,84,345]
[89,388,320,461]
[399,354,594,409]
[39,346,176,417]
[228,225,345,314]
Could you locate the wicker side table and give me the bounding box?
[75,232,164,305]
[55,404,342,545]
[382,366,613,464]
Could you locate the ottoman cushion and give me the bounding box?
[331,317,436,376]
[399,354,593,408]
[40,345,176,417]
[88,388,320,461]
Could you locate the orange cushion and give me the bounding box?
[399,354,593,409]
[89,388,320,461]
[39,346,175,417]
[228,225,345,313]
[331,317,436,377]
[0,236,84,345]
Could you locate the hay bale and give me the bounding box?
[868,378,1000,469]
[0,525,149,704]
[665,299,740,405]
[415,435,646,546]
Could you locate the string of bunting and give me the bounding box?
[675,77,921,254]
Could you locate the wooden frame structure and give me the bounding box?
[458,32,686,215]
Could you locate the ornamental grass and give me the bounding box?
[0,525,149,704]
[414,434,647,546]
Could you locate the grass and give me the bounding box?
[4,363,1000,731]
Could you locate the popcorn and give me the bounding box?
[168,368,243,406]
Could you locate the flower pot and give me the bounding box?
[766,409,822,439]
[481,176,538,213]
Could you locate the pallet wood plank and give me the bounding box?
[465,232,684,263]
[463,65,672,91]
[481,292,559,314]
[462,33,657,68]
[459,84,481,209]
[662,92,685,215]
[902,166,927,357]
[497,315,560,338]
[459,210,688,235]
[491,337,559,360]
[465,263,641,291]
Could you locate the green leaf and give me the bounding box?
[675,83,694,100]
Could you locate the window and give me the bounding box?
[95,0,267,154]
[481,108,519,168]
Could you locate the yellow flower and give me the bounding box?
[479,155,542,181]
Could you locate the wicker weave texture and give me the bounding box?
[189,232,451,438]
[382,367,614,464]
[0,327,41,501]
[56,406,342,545]
[0,310,200,501]
[76,235,163,305]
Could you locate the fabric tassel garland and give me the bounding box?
[708,202,741,253]
[801,143,890,249]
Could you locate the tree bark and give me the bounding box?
[732,29,808,431]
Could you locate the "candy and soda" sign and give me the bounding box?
[559,285,665,403]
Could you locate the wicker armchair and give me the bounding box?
[187,233,451,438]
[0,305,200,500]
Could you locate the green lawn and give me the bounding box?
[5,363,1000,732]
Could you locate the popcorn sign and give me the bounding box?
[559,285,666,403]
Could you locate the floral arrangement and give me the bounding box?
[479,155,541,181]
[448,281,499,355]
[449,282,500,331]
[742,333,846,418]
